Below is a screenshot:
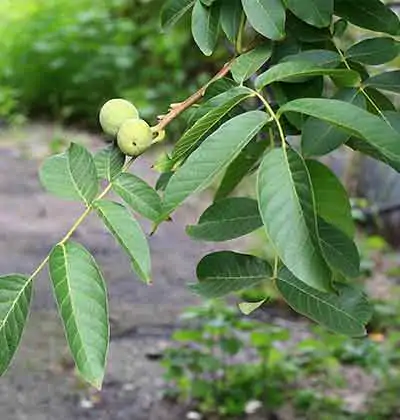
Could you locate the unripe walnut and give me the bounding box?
[99,99,139,137]
[117,119,153,156]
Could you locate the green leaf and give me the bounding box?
[215,139,268,200]
[112,173,162,222]
[163,111,270,216]
[40,143,99,204]
[276,267,372,337]
[49,242,108,389]
[318,218,360,279]
[189,251,272,298]
[256,61,360,90]
[334,0,400,36]
[279,98,400,163]
[220,0,242,42]
[257,148,331,291]
[231,43,273,84]
[301,88,365,157]
[347,111,400,172]
[191,0,219,56]
[186,197,262,241]
[94,144,126,182]
[0,275,32,376]
[346,37,399,66]
[280,49,341,67]
[242,0,286,40]
[364,71,400,95]
[94,200,151,284]
[161,0,195,29]
[171,87,253,164]
[284,0,333,28]
[306,160,354,238]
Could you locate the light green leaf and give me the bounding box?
[171,87,254,164]
[189,251,272,298]
[94,144,126,182]
[279,98,400,163]
[364,71,400,95]
[220,0,242,42]
[161,0,195,29]
[0,275,32,376]
[242,0,286,40]
[231,43,273,84]
[257,148,331,291]
[301,88,366,157]
[256,61,360,90]
[112,173,162,222]
[49,242,108,389]
[186,197,262,241]
[40,143,99,204]
[306,160,354,238]
[163,111,270,216]
[334,0,400,35]
[284,0,333,28]
[276,267,372,336]
[215,139,268,200]
[191,0,219,56]
[94,200,151,284]
[346,37,400,66]
[40,153,82,201]
[318,218,360,278]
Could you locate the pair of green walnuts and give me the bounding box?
[99,98,163,156]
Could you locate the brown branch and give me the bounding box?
[155,58,234,131]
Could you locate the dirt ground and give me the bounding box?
[0,123,266,420]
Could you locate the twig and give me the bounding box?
[155,59,234,131]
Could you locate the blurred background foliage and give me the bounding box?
[0,0,221,129]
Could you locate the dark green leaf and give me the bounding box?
[215,139,268,200]
[257,148,331,291]
[186,197,262,241]
[301,88,366,157]
[163,111,270,216]
[94,200,151,284]
[94,144,126,182]
[334,0,400,35]
[318,218,360,278]
[306,160,354,238]
[280,49,341,67]
[284,0,333,28]
[364,71,400,95]
[0,275,32,376]
[189,251,272,298]
[191,0,219,56]
[112,173,162,222]
[242,0,286,40]
[49,242,108,389]
[220,0,242,42]
[276,267,371,336]
[346,37,399,66]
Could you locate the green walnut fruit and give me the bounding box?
[117,118,153,156]
[99,98,139,136]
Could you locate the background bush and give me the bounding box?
[0,0,213,127]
